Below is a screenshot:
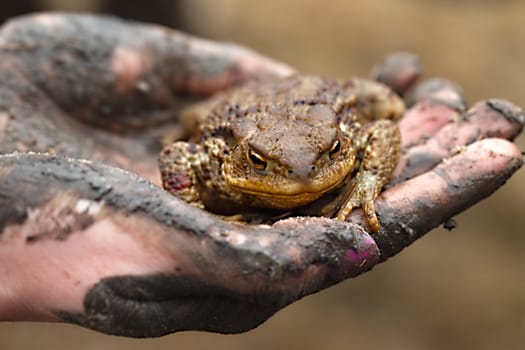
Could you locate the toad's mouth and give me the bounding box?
[232,178,343,196]
[226,174,347,207]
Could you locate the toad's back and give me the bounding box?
[182,76,357,142]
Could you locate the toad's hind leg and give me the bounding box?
[159,142,204,207]
[336,119,401,232]
[350,79,405,121]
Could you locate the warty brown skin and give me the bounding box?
[159,76,405,231]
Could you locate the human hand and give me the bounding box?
[0,13,522,337]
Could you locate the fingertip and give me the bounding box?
[370,52,422,96]
[409,78,466,111]
[461,138,523,166]
[467,99,524,140]
[235,46,296,78]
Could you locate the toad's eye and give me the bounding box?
[329,139,341,160]
[248,149,267,171]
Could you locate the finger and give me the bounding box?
[409,77,466,110]
[348,138,523,261]
[370,52,422,96]
[394,99,524,184]
[399,78,466,147]
[0,13,294,132]
[0,153,377,337]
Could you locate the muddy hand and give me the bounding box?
[0,15,522,338]
[0,12,293,181]
[0,153,378,336]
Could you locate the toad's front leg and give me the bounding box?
[336,119,401,231]
[159,142,205,207]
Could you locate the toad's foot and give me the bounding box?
[334,119,401,231]
[336,171,382,232]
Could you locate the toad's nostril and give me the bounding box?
[286,165,318,181]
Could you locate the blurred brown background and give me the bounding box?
[0,0,524,349]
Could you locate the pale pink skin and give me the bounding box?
[0,13,522,334]
[0,215,176,321]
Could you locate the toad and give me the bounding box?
[159,76,404,231]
